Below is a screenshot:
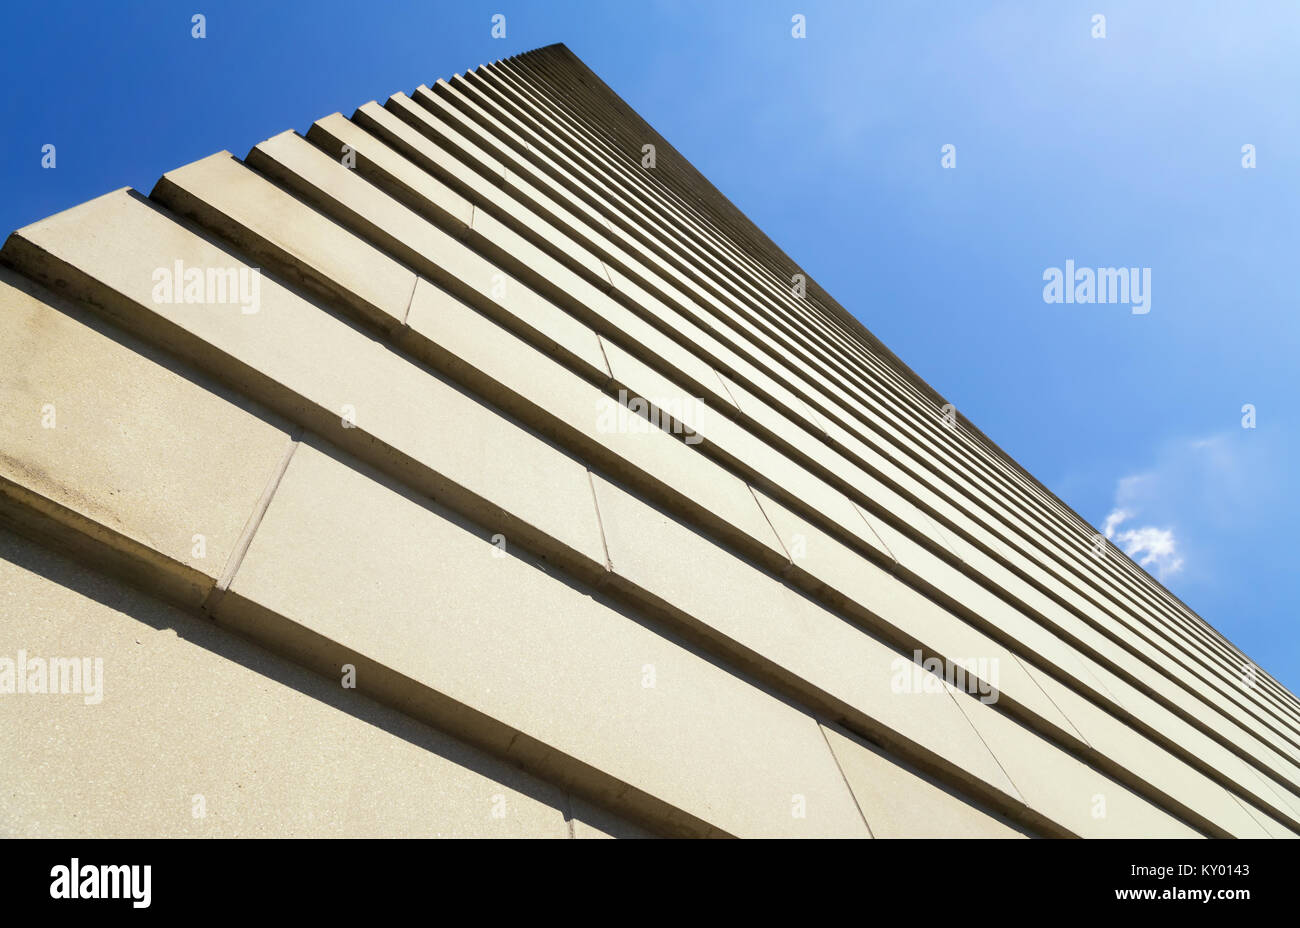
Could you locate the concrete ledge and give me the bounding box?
[215,437,870,838]
[0,269,291,609]
[2,189,609,583]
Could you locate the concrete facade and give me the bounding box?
[1,44,1297,838]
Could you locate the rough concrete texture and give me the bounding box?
[218,439,869,838]
[0,270,291,607]
[0,526,621,838]
[822,724,1029,839]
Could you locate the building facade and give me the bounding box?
[2,44,1298,838]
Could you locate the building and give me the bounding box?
[2,43,1297,838]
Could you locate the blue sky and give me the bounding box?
[2,1,1297,690]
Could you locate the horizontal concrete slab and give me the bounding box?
[217,437,870,838]
[0,526,586,838]
[822,724,1029,838]
[3,189,609,581]
[949,684,1203,838]
[0,270,290,607]
[588,472,1036,824]
[152,152,417,334]
[751,486,1086,746]
[401,277,786,570]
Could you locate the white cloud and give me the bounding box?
[1098,430,1281,588]
[1101,508,1131,538]
[1103,511,1184,579]
[1101,454,1194,580]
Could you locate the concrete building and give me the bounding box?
[1,43,1297,838]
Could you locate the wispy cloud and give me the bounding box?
[1101,508,1131,538]
[1104,509,1184,579]
[1101,451,1193,581]
[1099,431,1278,584]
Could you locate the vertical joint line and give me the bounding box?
[594,333,614,388]
[585,469,612,573]
[205,426,304,611]
[747,484,791,566]
[945,686,1025,807]
[819,724,874,838]
[851,501,898,566]
[401,275,419,328]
